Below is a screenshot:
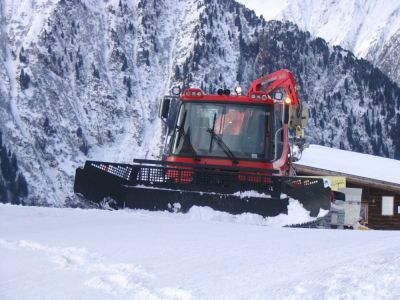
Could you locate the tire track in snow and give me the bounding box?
[0,239,192,300]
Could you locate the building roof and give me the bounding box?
[294,145,400,192]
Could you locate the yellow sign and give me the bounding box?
[304,176,346,191]
[325,176,347,191]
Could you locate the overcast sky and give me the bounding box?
[235,0,288,19]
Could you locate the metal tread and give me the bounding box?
[285,212,332,228]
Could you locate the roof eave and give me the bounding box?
[294,163,400,193]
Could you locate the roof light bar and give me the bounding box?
[249,92,269,100]
[184,88,204,97]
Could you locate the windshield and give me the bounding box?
[171,102,273,161]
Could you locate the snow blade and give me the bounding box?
[74,160,331,217]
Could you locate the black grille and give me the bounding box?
[130,163,282,196]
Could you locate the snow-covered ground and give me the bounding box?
[1,204,400,300]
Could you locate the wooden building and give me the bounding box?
[294,145,400,230]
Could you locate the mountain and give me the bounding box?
[244,0,400,83]
[0,0,399,205]
[371,28,400,84]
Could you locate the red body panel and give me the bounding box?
[166,69,299,176]
[180,93,276,105]
[248,69,301,113]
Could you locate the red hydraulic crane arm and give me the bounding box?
[247,69,301,112]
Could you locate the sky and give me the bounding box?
[236,0,288,19]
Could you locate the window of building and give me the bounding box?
[381,196,394,216]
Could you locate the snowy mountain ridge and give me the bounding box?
[240,0,400,83]
[0,0,399,206]
[278,0,400,58]
[1,0,198,204]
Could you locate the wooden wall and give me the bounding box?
[294,165,400,230]
[359,186,400,230]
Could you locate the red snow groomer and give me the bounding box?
[74,69,331,217]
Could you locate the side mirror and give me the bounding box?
[291,144,302,162]
[159,97,171,121]
[300,103,309,128]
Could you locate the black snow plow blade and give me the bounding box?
[74,159,331,217]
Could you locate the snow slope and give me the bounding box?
[237,0,400,57]
[1,204,400,299]
[237,0,400,82]
[236,0,288,20]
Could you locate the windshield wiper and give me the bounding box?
[175,110,187,147]
[207,113,238,164]
[175,111,200,161]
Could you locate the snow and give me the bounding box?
[236,0,288,20]
[1,203,400,299]
[184,199,324,227]
[232,190,271,198]
[237,0,400,60]
[4,0,57,46]
[297,144,400,185]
